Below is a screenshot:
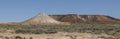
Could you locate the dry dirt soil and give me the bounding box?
[0,32,114,39]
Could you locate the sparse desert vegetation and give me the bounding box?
[0,32,114,39]
[0,24,119,39]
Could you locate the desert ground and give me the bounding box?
[0,32,114,39]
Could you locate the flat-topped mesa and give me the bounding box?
[21,13,70,25]
[50,14,120,24]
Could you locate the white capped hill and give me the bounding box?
[21,13,69,25]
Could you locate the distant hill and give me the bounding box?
[50,14,120,24]
[20,13,69,25]
[0,13,120,25]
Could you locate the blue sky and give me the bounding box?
[0,0,120,22]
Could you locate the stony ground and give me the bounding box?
[0,32,114,39]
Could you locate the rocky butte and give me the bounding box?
[20,13,70,25]
[50,14,120,24]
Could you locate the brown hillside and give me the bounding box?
[50,14,120,24]
[50,14,86,23]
